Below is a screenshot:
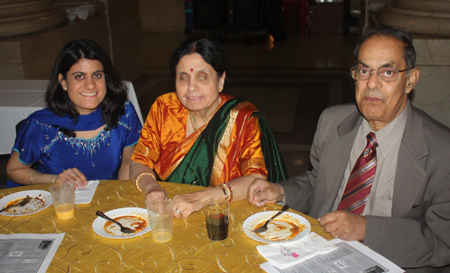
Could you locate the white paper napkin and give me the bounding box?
[75,180,99,204]
[256,232,338,269]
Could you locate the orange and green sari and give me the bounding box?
[132,92,287,187]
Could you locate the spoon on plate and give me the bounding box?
[96,211,136,234]
[253,204,289,233]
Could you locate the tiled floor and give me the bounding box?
[0,31,359,188]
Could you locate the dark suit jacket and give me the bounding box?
[281,102,450,272]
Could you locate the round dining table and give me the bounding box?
[0,180,333,272]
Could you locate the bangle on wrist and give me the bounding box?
[216,183,227,199]
[216,183,232,202]
[30,171,38,185]
[135,172,156,193]
[52,175,58,183]
[224,183,233,202]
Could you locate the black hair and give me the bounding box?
[354,27,416,69]
[168,37,229,85]
[45,39,127,135]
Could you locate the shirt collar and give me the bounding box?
[361,102,409,158]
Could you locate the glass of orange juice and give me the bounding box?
[49,182,75,220]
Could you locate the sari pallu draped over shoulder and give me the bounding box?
[160,97,288,187]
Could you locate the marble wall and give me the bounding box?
[411,37,450,128]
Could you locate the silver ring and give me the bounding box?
[175,209,184,215]
[72,173,76,177]
[332,232,338,238]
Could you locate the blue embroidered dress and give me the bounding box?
[7,101,142,188]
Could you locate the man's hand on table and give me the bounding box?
[318,211,366,241]
[247,178,285,207]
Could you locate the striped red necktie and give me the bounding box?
[337,132,378,214]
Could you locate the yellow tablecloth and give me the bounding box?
[0,180,333,272]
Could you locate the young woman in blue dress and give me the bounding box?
[6,39,142,189]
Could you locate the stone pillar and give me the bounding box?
[137,0,186,72]
[0,0,67,39]
[377,0,450,36]
[0,0,143,81]
[0,14,110,79]
[100,0,143,81]
[377,0,450,127]
[53,0,143,81]
[53,0,106,19]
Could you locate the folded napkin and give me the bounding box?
[256,232,338,269]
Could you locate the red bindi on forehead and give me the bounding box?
[190,68,193,72]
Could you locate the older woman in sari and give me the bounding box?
[130,37,287,218]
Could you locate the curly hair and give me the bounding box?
[45,39,127,135]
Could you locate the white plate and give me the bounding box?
[0,190,52,216]
[243,211,311,244]
[92,207,151,239]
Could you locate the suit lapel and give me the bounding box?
[319,103,428,217]
[392,105,428,217]
[321,110,362,214]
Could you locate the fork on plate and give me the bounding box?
[253,204,289,233]
[96,211,136,234]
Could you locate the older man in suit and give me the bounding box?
[248,27,450,272]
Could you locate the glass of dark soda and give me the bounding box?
[203,198,230,240]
